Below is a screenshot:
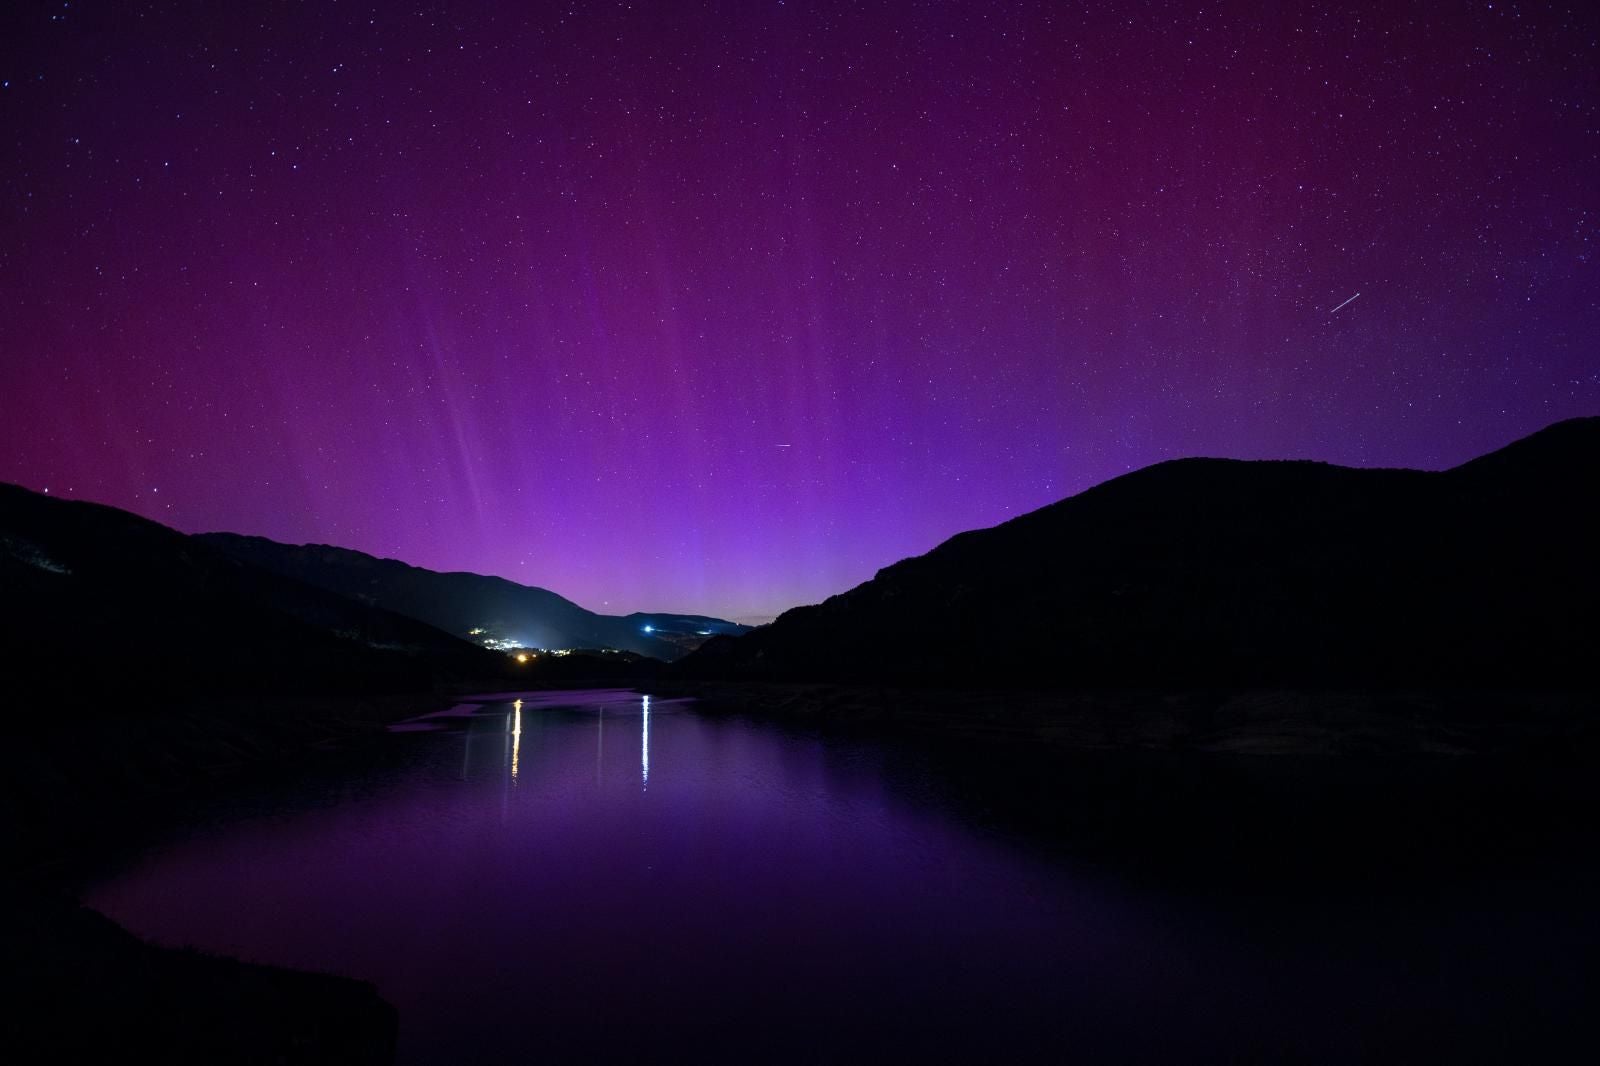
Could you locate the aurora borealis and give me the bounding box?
[2,1,1595,621]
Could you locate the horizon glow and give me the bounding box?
[2,2,1596,622]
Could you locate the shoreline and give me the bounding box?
[645,680,1600,884]
[644,680,1599,756]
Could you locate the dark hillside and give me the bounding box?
[0,483,504,705]
[199,533,746,659]
[681,418,1599,688]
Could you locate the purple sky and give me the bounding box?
[2,1,1596,622]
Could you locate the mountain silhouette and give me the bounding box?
[197,534,747,660]
[680,418,1599,688]
[0,483,502,700]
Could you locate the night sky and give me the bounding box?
[2,2,1595,622]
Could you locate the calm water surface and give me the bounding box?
[87,690,1590,1064]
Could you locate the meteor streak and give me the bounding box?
[1328,292,1361,314]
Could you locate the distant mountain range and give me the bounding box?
[0,486,747,706]
[681,418,1599,688]
[0,483,502,700]
[197,534,748,660]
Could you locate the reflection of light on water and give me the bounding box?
[641,694,650,790]
[510,699,522,783]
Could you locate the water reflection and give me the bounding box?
[509,699,523,783]
[445,691,664,792]
[86,689,1592,1066]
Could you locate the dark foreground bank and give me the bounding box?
[4,888,396,1065]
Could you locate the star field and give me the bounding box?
[2,1,1596,620]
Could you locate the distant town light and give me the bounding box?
[515,653,529,663]
[642,624,654,633]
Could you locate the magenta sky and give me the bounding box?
[2,1,1596,621]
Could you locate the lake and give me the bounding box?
[86,689,1594,1063]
